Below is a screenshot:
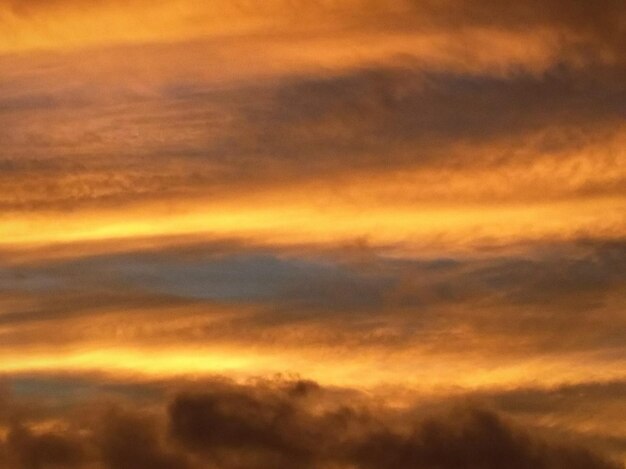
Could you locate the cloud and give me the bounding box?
[168,380,622,469]
[484,380,626,415]
[2,377,621,469]
[2,239,622,357]
[0,2,623,466]
[98,408,190,469]
[352,409,620,469]
[0,52,624,214]
[415,0,626,58]
[4,425,84,469]
[2,0,624,59]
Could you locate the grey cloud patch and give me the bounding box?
[2,249,391,307]
[110,254,388,305]
[1,240,624,354]
[8,239,626,303]
[158,64,625,184]
[451,240,626,308]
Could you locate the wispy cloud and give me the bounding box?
[1,0,625,466]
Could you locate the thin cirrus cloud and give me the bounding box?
[0,0,625,467]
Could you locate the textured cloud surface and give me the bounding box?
[1,0,625,466]
[0,378,623,469]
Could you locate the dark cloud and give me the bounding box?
[352,408,620,469]
[98,408,190,469]
[170,391,318,467]
[1,377,623,469]
[444,380,626,465]
[252,64,625,166]
[4,425,84,469]
[169,381,622,469]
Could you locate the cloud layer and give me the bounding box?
[1,0,625,466]
[0,378,623,469]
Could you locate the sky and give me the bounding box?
[0,0,625,468]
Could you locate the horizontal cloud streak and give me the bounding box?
[0,239,623,393]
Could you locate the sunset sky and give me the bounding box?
[0,1,625,468]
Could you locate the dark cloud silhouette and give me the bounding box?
[168,381,356,468]
[98,408,190,469]
[169,381,622,469]
[352,408,620,469]
[4,425,84,469]
[0,377,623,469]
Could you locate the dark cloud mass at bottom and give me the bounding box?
[0,379,622,469]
